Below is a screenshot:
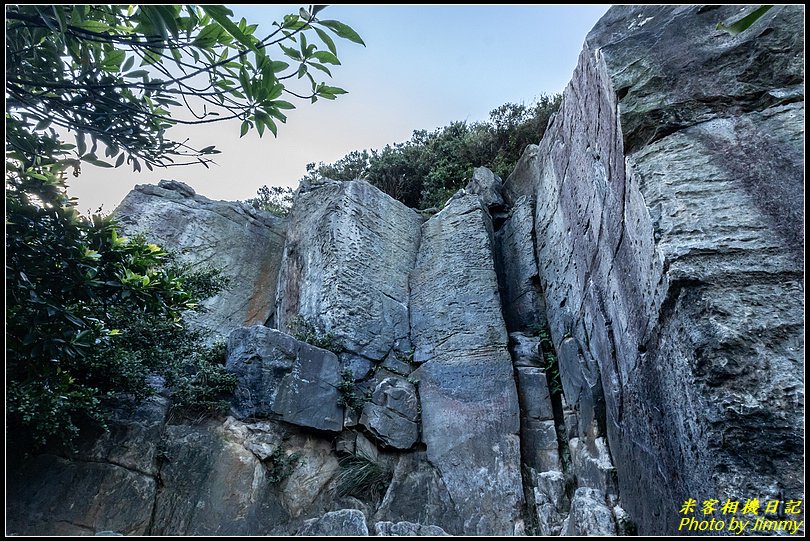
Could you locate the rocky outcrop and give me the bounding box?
[502,4,804,535]
[113,180,286,339]
[8,5,803,538]
[411,194,524,535]
[274,180,421,362]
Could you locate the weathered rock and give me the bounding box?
[152,420,288,535]
[272,347,343,432]
[275,180,422,361]
[464,166,505,210]
[374,452,462,535]
[410,195,524,535]
[7,454,157,536]
[509,332,544,367]
[298,509,369,536]
[374,521,450,536]
[226,326,342,431]
[359,377,419,450]
[505,4,804,535]
[569,437,618,498]
[516,367,554,421]
[279,432,341,518]
[495,196,546,332]
[531,469,568,536]
[522,419,562,473]
[562,487,617,536]
[113,180,286,339]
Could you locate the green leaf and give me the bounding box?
[270,60,290,72]
[312,5,328,17]
[280,44,302,61]
[202,6,261,55]
[122,55,135,72]
[312,51,340,65]
[716,5,773,35]
[320,85,348,95]
[115,153,126,168]
[309,62,332,77]
[271,100,296,110]
[81,155,114,168]
[314,27,337,55]
[318,19,365,46]
[240,120,250,137]
[73,19,112,33]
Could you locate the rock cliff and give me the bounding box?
[7,5,803,537]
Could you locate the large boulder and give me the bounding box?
[275,180,421,362]
[226,325,342,432]
[297,509,369,536]
[359,377,419,450]
[113,180,286,339]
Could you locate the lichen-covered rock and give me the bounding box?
[113,180,286,339]
[226,326,342,431]
[297,509,369,536]
[374,520,449,536]
[275,180,421,362]
[410,195,523,535]
[359,377,419,450]
[562,487,617,536]
[464,166,505,209]
[373,452,462,535]
[531,469,568,536]
[506,4,804,535]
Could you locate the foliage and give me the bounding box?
[716,5,773,35]
[288,315,343,354]
[6,5,363,453]
[264,445,302,484]
[336,450,392,501]
[6,4,364,171]
[337,368,367,412]
[6,190,233,448]
[537,328,563,396]
[302,94,562,209]
[245,185,294,216]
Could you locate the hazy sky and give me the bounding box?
[69,5,610,213]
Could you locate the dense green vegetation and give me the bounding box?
[5,5,363,451]
[299,94,562,209]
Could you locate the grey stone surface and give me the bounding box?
[374,452,463,535]
[503,4,804,535]
[464,166,505,209]
[374,521,450,536]
[151,420,288,535]
[226,326,342,431]
[495,196,546,332]
[298,509,369,536]
[410,195,524,535]
[516,367,554,421]
[509,332,544,367]
[7,454,157,536]
[522,419,562,473]
[113,180,286,339]
[275,180,422,362]
[531,469,568,536]
[569,437,618,498]
[562,487,617,536]
[359,377,419,450]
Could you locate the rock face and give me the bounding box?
[274,180,421,362]
[113,180,286,339]
[7,5,804,538]
[226,325,343,431]
[503,4,804,535]
[411,194,524,535]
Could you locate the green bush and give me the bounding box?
[264,445,302,484]
[337,368,367,413]
[302,95,562,209]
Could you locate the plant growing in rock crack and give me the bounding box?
[264,445,302,484]
[288,315,343,354]
[337,368,367,413]
[538,328,563,396]
[336,449,392,501]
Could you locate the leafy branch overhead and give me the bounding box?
[5,5,364,172]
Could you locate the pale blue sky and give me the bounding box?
[71,5,610,213]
